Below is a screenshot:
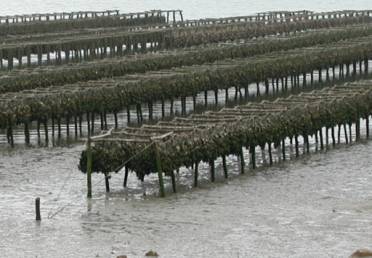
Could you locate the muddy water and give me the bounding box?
[1,133,372,257]
[1,1,372,257]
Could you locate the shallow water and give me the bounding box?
[1,1,372,257]
[1,136,372,258]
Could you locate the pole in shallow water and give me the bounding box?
[209,160,216,182]
[154,142,165,197]
[86,136,92,199]
[35,197,41,221]
[104,173,110,193]
[123,167,129,188]
[193,162,199,187]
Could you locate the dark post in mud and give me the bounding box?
[35,197,41,221]
[154,141,165,197]
[86,136,93,198]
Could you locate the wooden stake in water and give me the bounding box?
[193,162,199,187]
[209,160,215,182]
[154,142,165,197]
[35,197,41,221]
[86,137,92,198]
[170,170,176,193]
[123,167,129,188]
[222,156,228,179]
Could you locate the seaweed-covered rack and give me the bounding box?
[79,80,372,196]
[1,9,371,70]
[2,24,372,94]
[2,34,372,144]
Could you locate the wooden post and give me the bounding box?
[204,90,208,107]
[295,135,299,157]
[170,99,174,115]
[86,137,92,198]
[136,104,141,124]
[170,170,176,193]
[161,100,165,118]
[356,118,361,141]
[148,103,153,121]
[51,116,55,138]
[100,113,104,130]
[348,123,352,143]
[276,78,279,92]
[249,145,255,169]
[127,106,131,124]
[344,123,349,144]
[181,97,186,116]
[268,142,273,165]
[305,134,310,153]
[244,85,249,99]
[154,142,165,197]
[366,116,370,139]
[8,56,13,70]
[24,121,30,144]
[7,120,14,147]
[265,79,270,95]
[57,117,62,139]
[44,120,49,143]
[319,128,324,150]
[315,132,319,150]
[103,111,108,130]
[281,139,286,160]
[123,167,129,187]
[74,116,78,138]
[209,160,215,182]
[194,162,199,187]
[104,173,110,193]
[79,114,83,136]
[66,116,70,138]
[365,58,369,73]
[36,120,41,139]
[180,11,184,22]
[35,197,41,221]
[222,156,228,178]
